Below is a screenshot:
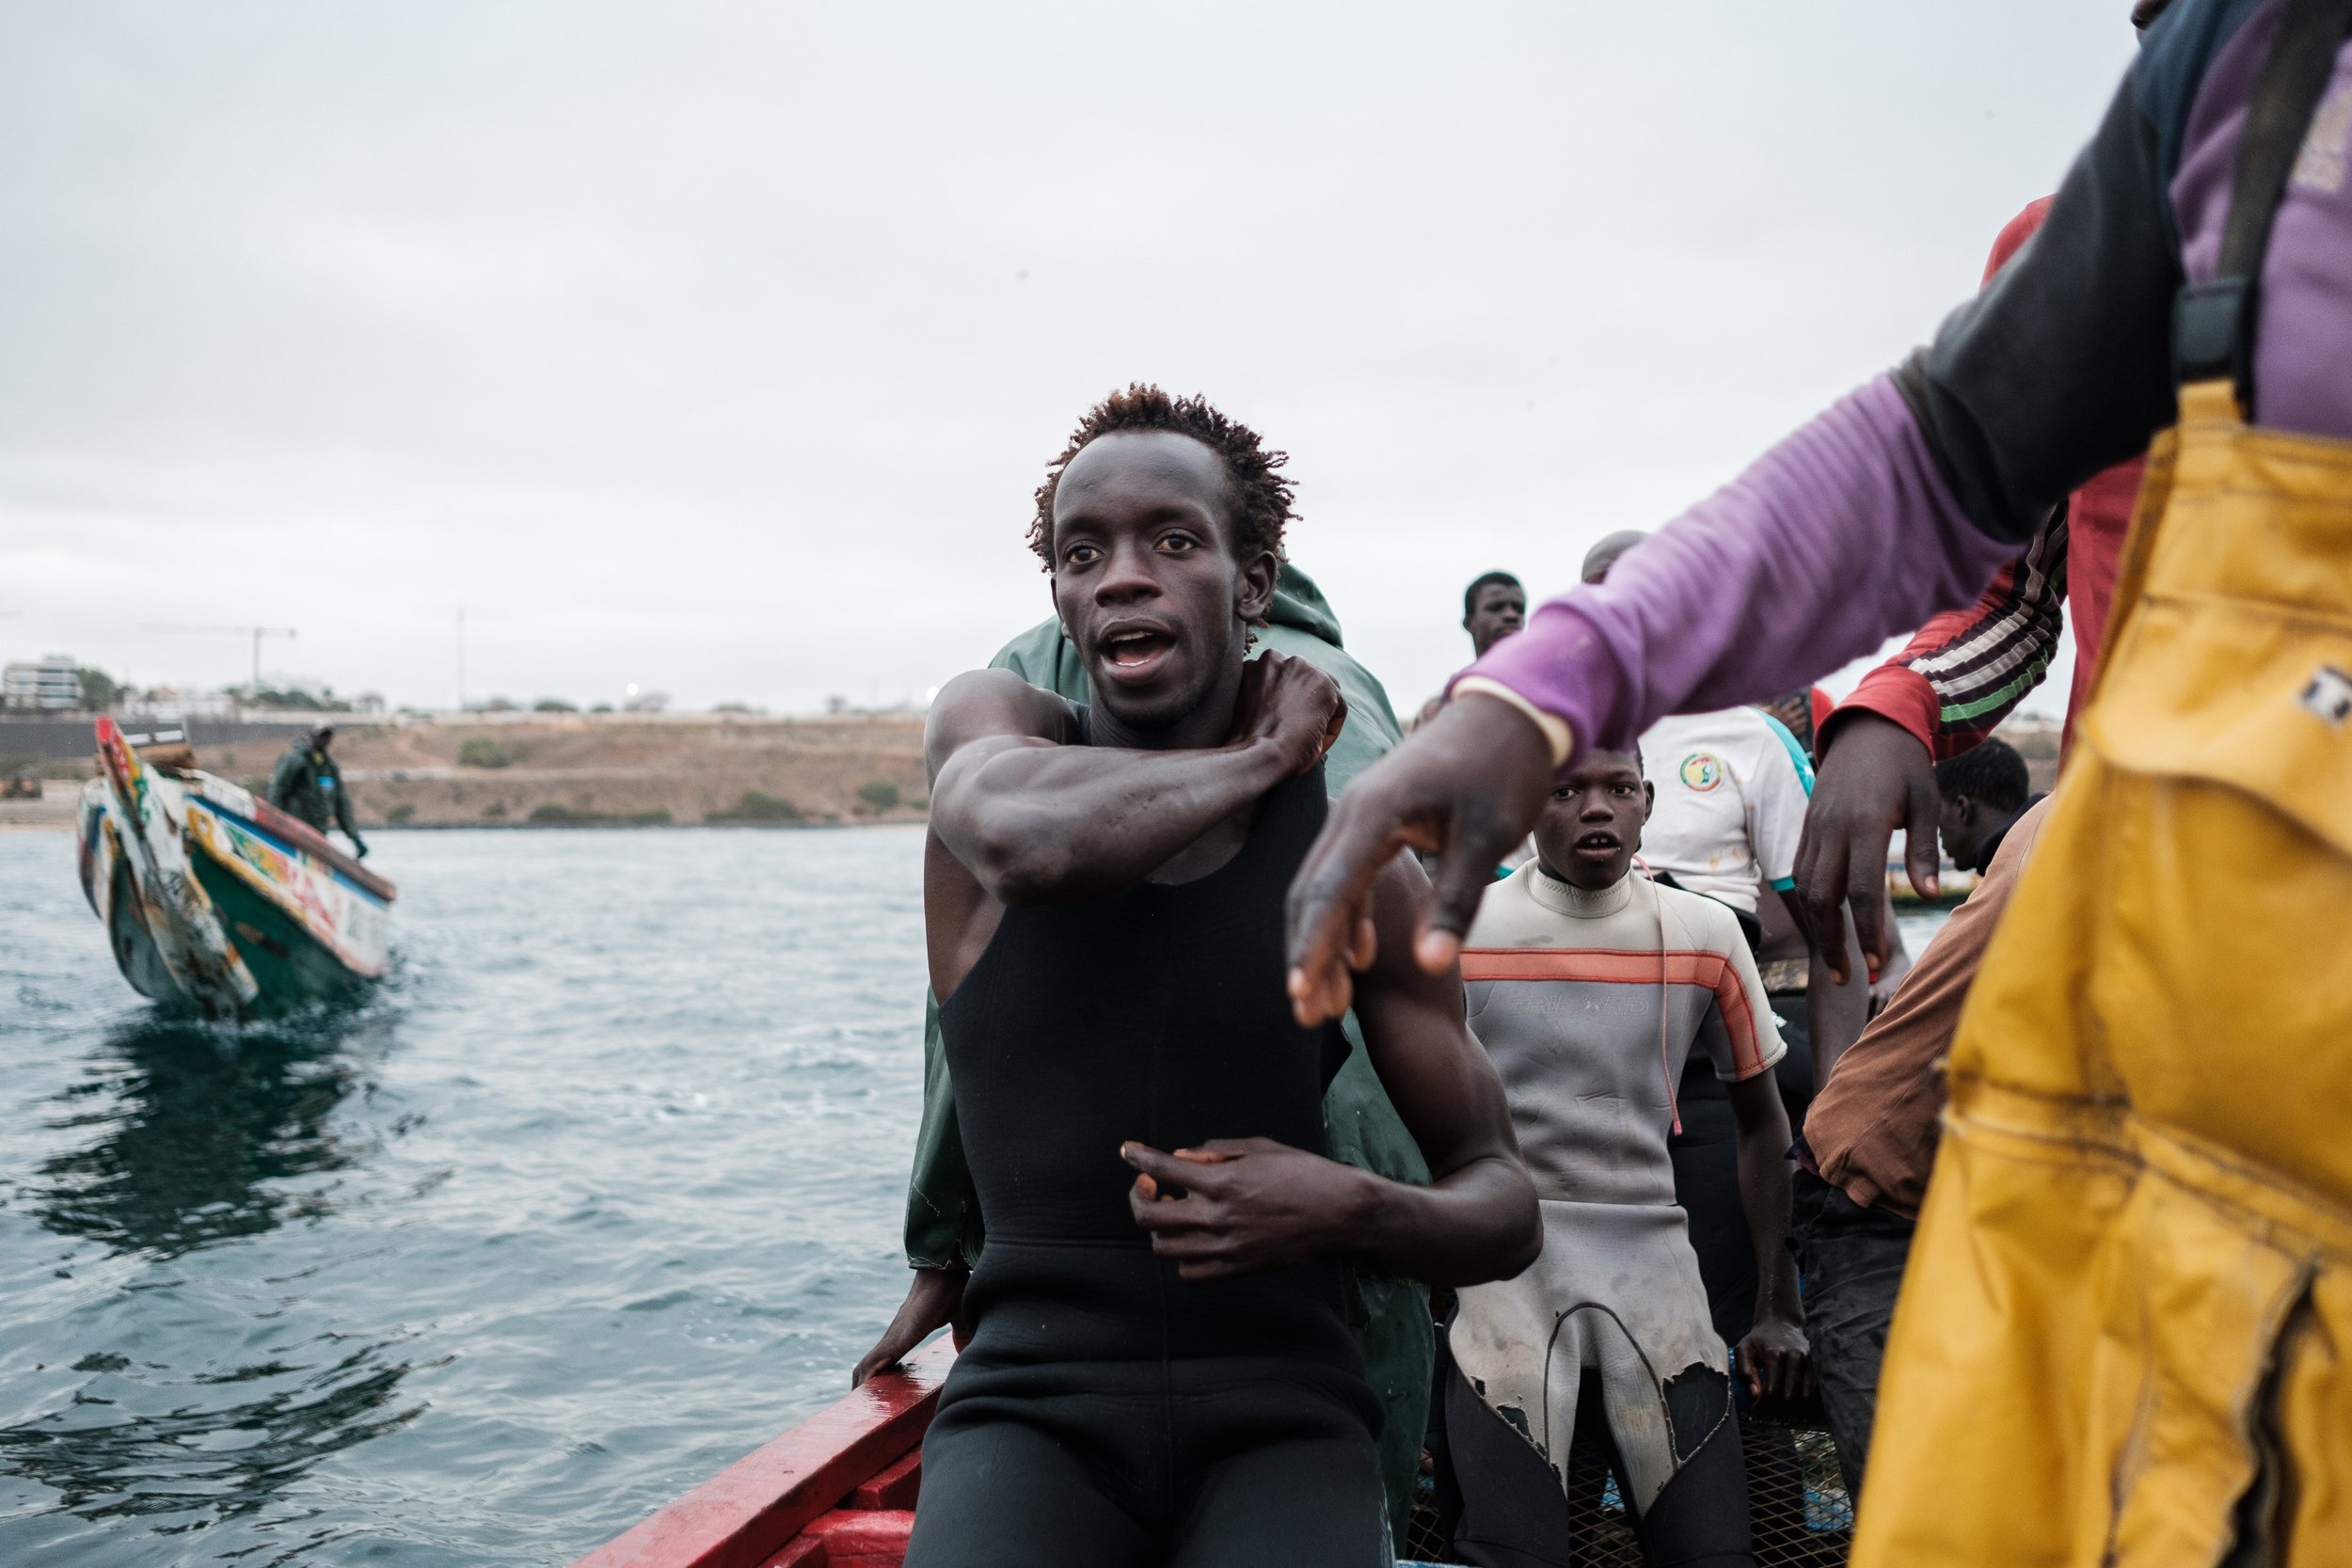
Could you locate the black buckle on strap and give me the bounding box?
[2173,276,2251,395]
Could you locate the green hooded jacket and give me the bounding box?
[902,562,1433,1540]
[268,740,361,844]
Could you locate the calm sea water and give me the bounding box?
[0,827,930,1566]
[0,824,1956,1566]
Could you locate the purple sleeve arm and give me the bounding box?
[1458,375,2015,760]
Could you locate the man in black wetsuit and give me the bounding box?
[906,386,1540,1567]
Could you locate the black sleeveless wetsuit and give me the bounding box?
[906,760,1391,1568]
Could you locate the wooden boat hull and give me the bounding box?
[76,717,395,1020]
[572,1340,952,1568]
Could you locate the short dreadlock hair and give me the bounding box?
[1029,386,1295,584]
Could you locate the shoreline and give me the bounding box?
[0,814,927,834]
[8,713,930,832]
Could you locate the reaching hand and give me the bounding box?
[1793,713,1938,984]
[1284,693,1555,1024]
[850,1265,968,1387]
[1121,1137,1364,1281]
[1232,651,1347,778]
[1736,1312,1813,1404]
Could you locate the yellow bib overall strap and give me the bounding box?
[1854,3,2352,1562]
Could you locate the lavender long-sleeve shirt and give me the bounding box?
[1468,0,2352,759]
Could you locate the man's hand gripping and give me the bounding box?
[1232,649,1349,776]
[851,1265,969,1388]
[1121,1138,1369,1281]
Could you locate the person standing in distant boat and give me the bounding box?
[902,385,1538,1568]
[269,723,368,858]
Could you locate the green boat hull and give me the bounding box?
[188,851,373,1013]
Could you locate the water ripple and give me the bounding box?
[0,826,930,1564]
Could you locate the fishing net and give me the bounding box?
[1402,1413,1853,1566]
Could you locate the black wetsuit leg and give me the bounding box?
[1168,1363,1389,1568]
[908,1399,1156,1568]
[1631,1414,1752,1568]
[1444,1364,1754,1568]
[911,1356,1387,1568]
[1444,1361,1572,1568]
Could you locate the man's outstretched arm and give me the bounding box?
[929,655,1342,905]
[1289,62,2182,1019]
[1127,850,1540,1288]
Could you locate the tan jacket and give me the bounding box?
[1804,795,2053,1218]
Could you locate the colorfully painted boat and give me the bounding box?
[572,1340,954,1568]
[75,716,396,1020]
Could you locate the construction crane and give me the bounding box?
[143,624,298,691]
[423,605,502,711]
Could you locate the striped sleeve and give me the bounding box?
[1823,503,2070,762]
[1663,889,1787,1083]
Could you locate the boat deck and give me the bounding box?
[571,1340,1857,1568]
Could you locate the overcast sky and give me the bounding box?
[0,3,2137,717]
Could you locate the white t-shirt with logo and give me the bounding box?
[1636,707,1815,916]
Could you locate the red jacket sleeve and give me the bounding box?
[1821,510,2068,763]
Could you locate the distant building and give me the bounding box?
[2,655,83,712]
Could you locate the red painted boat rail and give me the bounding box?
[236,790,398,902]
[570,1340,954,1568]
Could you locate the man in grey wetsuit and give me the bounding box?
[1446,747,1808,1567]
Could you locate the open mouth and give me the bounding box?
[1573,832,1621,856]
[1101,627,1177,675]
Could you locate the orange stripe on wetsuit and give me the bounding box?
[1458,947,1769,1079]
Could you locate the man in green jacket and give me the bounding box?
[267,723,368,857]
[856,562,1434,1542]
